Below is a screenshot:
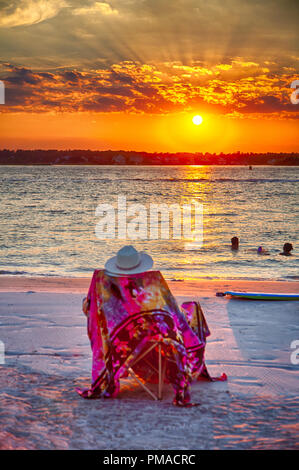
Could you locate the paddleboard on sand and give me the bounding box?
[224,291,299,301]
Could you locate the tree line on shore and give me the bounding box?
[0,149,298,165]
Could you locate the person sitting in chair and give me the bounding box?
[78,245,226,407]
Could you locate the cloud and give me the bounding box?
[3,64,40,84]
[0,0,68,28]
[0,0,298,76]
[72,2,118,16]
[238,94,299,115]
[1,59,298,120]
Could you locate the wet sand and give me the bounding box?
[0,275,298,294]
[0,276,298,450]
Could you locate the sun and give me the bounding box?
[192,115,203,125]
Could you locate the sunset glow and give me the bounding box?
[0,1,298,152]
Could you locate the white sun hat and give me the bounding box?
[104,245,154,275]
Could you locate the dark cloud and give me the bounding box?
[94,84,134,98]
[4,85,33,105]
[3,64,40,85]
[241,95,299,114]
[110,70,136,85]
[82,95,128,112]
[0,58,298,119]
[62,70,83,82]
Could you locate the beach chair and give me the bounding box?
[123,312,181,401]
[126,339,166,401]
[77,270,195,404]
[77,269,224,404]
[126,301,218,398]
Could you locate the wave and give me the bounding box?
[100,178,299,184]
[10,176,295,185]
[0,270,58,276]
[0,270,30,275]
[1,269,297,283]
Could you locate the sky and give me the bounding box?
[0,0,298,153]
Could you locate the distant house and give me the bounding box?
[112,154,127,164]
[53,155,71,164]
[129,154,143,164]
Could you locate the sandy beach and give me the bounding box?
[0,275,298,450]
[1,275,298,294]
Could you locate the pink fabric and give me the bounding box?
[77,269,226,403]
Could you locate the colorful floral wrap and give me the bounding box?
[76,270,218,402]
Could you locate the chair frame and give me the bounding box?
[125,301,209,400]
[126,340,168,400]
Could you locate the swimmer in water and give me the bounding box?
[257,246,270,255]
[231,236,239,250]
[280,242,293,256]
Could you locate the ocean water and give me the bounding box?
[0,165,298,281]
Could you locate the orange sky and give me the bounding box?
[1,110,299,153]
[0,1,298,152]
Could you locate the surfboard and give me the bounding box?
[224,291,299,301]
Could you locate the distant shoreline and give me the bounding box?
[0,149,298,165]
[1,163,299,166]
